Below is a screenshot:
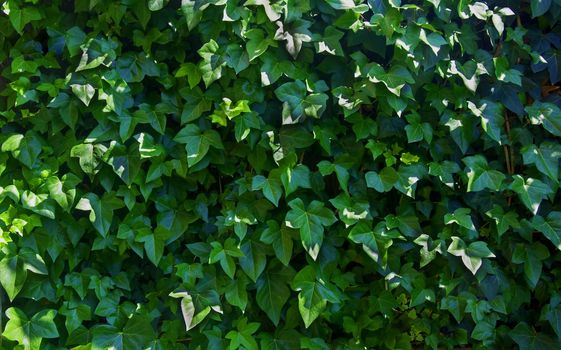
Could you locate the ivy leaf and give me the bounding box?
[429,161,460,188]
[91,314,155,350]
[256,264,292,325]
[348,221,379,263]
[245,29,271,61]
[175,63,201,88]
[275,80,306,122]
[274,20,312,59]
[225,43,250,74]
[468,100,504,144]
[75,193,124,237]
[225,275,249,311]
[367,64,414,96]
[494,57,522,86]
[510,322,559,349]
[463,155,505,192]
[60,303,92,335]
[315,26,344,56]
[291,266,341,328]
[148,0,168,11]
[448,237,495,275]
[420,29,447,55]
[2,133,42,169]
[174,124,224,167]
[530,0,552,17]
[285,199,337,260]
[365,167,399,192]
[71,84,95,106]
[532,212,561,251]
[3,308,59,350]
[9,6,41,34]
[324,0,356,10]
[260,221,293,266]
[239,241,267,282]
[522,142,561,183]
[526,102,561,137]
[447,237,495,275]
[209,238,244,279]
[244,0,281,21]
[0,254,27,301]
[252,173,283,206]
[70,143,107,176]
[198,39,226,87]
[510,175,553,215]
[444,208,475,231]
[109,147,142,186]
[169,291,212,331]
[546,307,561,340]
[225,318,260,350]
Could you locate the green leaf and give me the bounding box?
[468,100,504,144]
[546,307,561,340]
[292,266,340,328]
[198,39,226,87]
[252,173,283,206]
[60,303,92,335]
[447,237,495,274]
[493,57,522,86]
[92,315,155,350]
[275,81,307,122]
[348,221,379,263]
[2,133,42,169]
[175,63,201,88]
[136,228,167,266]
[285,199,337,260]
[245,29,271,61]
[3,308,59,350]
[225,318,260,350]
[9,6,41,34]
[463,155,505,192]
[169,291,212,331]
[225,275,249,311]
[530,0,552,17]
[444,208,475,231]
[109,148,141,186]
[225,43,250,74]
[510,322,559,349]
[532,212,561,251]
[260,221,293,266]
[324,0,356,10]
[71,84,95,106]
[148,0,167,11]
[0,254,27,301]
[256,264,292,325]
[174,124,224,167]
[239,241,267,282]
[75,193,123,237]
[367,64,414,96]
[522,142,561,183]
[365,167,399,192]
[510,175,553,215]
[70,143,107,176]
[420,29,447,55]
[526,102,561,137]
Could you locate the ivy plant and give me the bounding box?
[1,0,561,349]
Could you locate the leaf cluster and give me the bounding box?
[1,0,561,349]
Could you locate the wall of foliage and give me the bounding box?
[1,0,561,348]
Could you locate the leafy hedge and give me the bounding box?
[1,0,561,349]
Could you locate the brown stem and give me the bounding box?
[503,145,512,175]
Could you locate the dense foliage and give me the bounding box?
[1,0,561,348]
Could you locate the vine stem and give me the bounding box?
[504,111,514,207]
